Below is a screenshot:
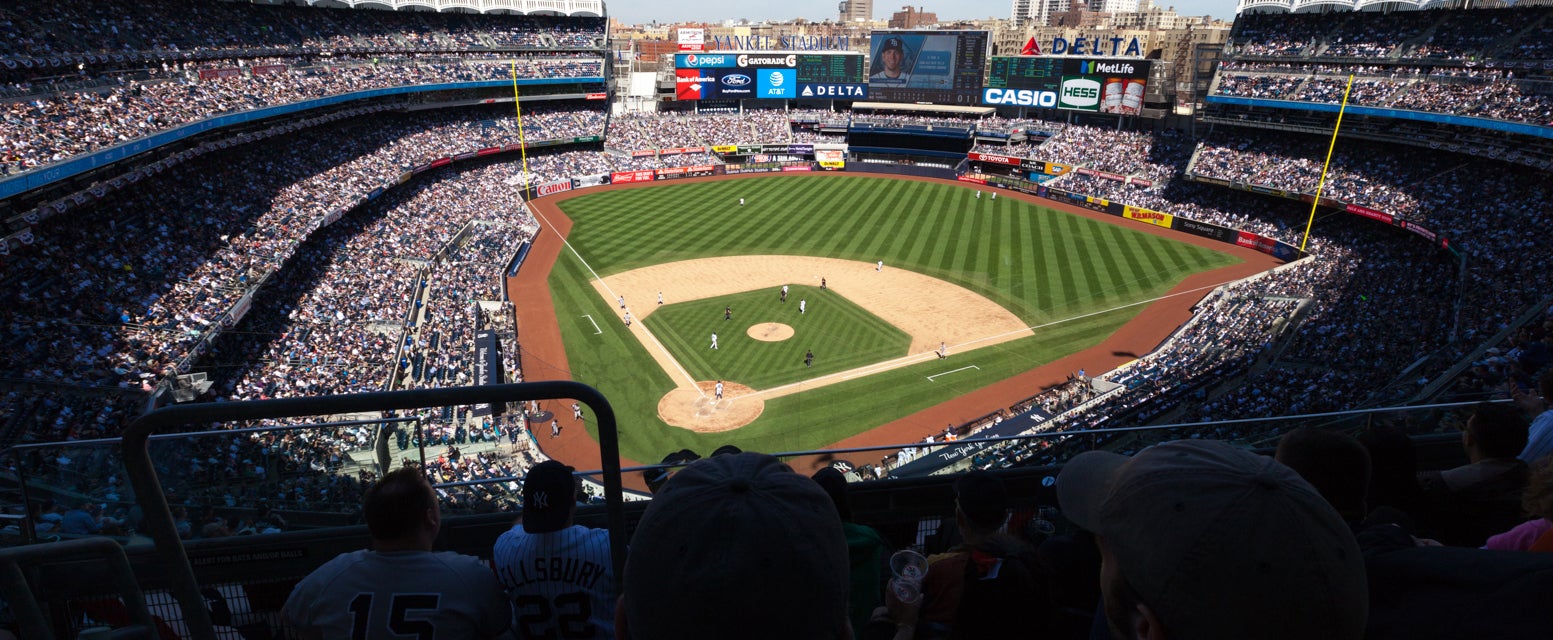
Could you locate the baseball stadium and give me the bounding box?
[0,0,1551,637]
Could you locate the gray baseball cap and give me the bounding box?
[1057,440,1367,640]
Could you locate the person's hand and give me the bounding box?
[1511,382,1545,416]
[883,580,921,627]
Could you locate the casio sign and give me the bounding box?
[1060,78,1101,108]
[722,74,752,87]
[982,88,1057,107]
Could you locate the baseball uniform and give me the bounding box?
[799,299,806,314]
[715,381,724,400]
[282,549,510,640]
[492,525,617,640]
[711,333,718,349]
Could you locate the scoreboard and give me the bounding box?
[674,52,867,101]
[982,56,1151,114]
[867,31,989,105]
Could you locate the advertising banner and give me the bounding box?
[656,167,688,180]
[957,175,988,185]
[1172,217,1237,243]
[968,151,1020,166]
[453,151,478,161]
[630,150,656,158]
[686,165,717,177]
[1345,203,1395,224]
[1122,206,1173,228]
[711,145,738,153]
[198,67,242,80]
[781,164,813,172]
[476,147,501,157]
[678,28,706,52]
[867,31,989,106]
[536,180,573,196]
[252,64,287,76]
[1128,177,1153,187]
[429,158,451,169]
[1400,220,1437,241]
[585,92,608,100]
[815,146,846,170]
[610,170,656,184]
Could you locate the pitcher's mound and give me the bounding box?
[658,381,764,432]
[747,322,795,342]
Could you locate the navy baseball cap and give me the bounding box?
[881,37,904,52]
[521,460,576,533]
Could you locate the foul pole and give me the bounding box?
[510,62,533,196]
[1299,74,1355,253]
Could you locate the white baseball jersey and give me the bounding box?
[493,524,617,640]
[282,549,510,640]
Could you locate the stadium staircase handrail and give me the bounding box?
[118,381,624,639]
[0,536,156,640]
[1411,292,1553,403]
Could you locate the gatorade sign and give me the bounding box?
[1059,77,1101,111]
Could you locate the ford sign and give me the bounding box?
[722,74,752,87]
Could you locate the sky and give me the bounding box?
[608,0,1239,26]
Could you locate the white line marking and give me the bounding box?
[582,314,602,335]
[926,365,980,381]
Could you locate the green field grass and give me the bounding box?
[646,286,910,389]
[545,175,1243,461]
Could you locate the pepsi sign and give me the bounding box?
[676,53,734,68]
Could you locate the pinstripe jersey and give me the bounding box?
[492,524,617,640]
[281,549,511,640]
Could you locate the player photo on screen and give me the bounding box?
[869,34,960,90]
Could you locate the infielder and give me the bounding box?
[623,310,632,326]
[877,260,883,272]
[282,469,511,639]
[805,350,814,367]
[572,403,583,421]
[714,380,724,400]
[781,285,788,302]
[657,291,664,305]
[617,295,625,309]
[799,299,806,314]
[551,420,560,438]
[493,461,617,640]
[710,333,718,349]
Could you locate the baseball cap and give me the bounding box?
[1057,440,1366,640]
[520,460,576,533]
[881,36,904,52]
[625,452,849,639]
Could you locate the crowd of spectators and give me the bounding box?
[1191,131,1439,219]
[1213,63,1553,126]
[1229,7,1553,62]
[1,56,603,175]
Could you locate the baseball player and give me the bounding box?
[976,190,981,199]
[877,260,883,272]
[617,295,625,310]
[493,461,617,640]
[820,278,826,290]
[572,403,583,421]
[804,350,814,367]
[939,341,948,359]
[739,198,745,206]
[282,469,511,639]
[799,298,806,314]
[714,380,724,400]
[551,419,560,438]
[657,291,664,305]
[710,333,718,350]
[724,306,732,321]
[623,310,632,326]
[992,191,997,200]
[780,285,788,302]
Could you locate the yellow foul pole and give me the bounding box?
[510,62,533,197]
[1299,74,1356,253]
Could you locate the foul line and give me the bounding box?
[581,314,602,335]
[927,365,980,381]
[528,204,703,396]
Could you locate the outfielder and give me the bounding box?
[799,298,806,314]
[710,333,719,349]
[739,198,745,206]
[781,285,788,302]
[493,461,617,640]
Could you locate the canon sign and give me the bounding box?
[737,54,797,68]
[1060,78,1101,108]
[982,88,1058,107]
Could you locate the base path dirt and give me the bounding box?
[514,172,1281,485]
[657,381,762,433]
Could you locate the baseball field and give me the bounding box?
[513,174,1268,467]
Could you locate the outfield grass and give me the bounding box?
[646,286,910,389]
[546,175,1242,460]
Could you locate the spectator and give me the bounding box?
[1275,427,1373,526]
[813,466,890,634]
[1417,402,1531,546]
[1515,369,1553,465]
[1057,440,1366,640]
[620,452,850,639]
[281,467,511,639]
[915,470,1053,639]
[491,460,616,640]
[60,501,103,535]
[1484,457,1553,552]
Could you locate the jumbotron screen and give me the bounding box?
[674,52,867,101]
[983,56,1150,114]
[866,31,988,105]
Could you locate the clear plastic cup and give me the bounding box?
[888,549,929,604]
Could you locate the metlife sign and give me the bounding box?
[799,83,868,99]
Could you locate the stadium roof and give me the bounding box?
[240,0,605,17]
